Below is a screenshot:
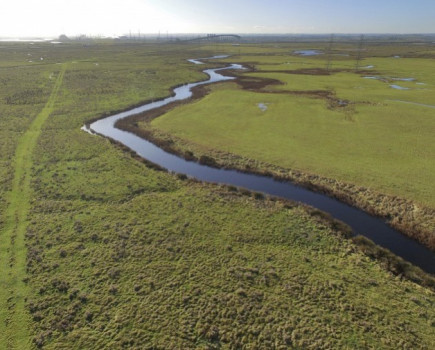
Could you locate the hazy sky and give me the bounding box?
[1,0,434,37]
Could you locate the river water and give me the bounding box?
[84,57,435,274]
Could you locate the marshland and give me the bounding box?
[0,35,434,349]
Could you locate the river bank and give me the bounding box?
[116,63,435,254]
[84,58,434,284]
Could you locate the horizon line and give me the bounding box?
[1,32,435,39]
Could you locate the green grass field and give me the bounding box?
[152,47,435,208]
[0,41,434,349]
[152,78,435,207]
[148,43,435,248]
[0,64,66,349]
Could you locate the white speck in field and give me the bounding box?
[338,100,348,106]
[258,103,268,112]
[390,84,409,90]
[392,77,415,82]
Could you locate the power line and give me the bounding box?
[355,35,365,72]
[325,34,334,72]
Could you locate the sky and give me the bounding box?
[1,0,434,38]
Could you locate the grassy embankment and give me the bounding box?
[0,42,434,349]
[140,43,435,249]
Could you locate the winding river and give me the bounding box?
[83,57,435,274]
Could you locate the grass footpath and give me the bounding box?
[0,64,66,349]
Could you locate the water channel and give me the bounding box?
[83,57,435,274]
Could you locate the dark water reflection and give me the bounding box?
[85,58,434,274]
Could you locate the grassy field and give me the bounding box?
[0,41,434,349]
[152,45,435,207]
[147,42,435,248]
[152,77,435,206]
[0,62,66,349]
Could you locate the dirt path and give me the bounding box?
[0,64,66,349]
